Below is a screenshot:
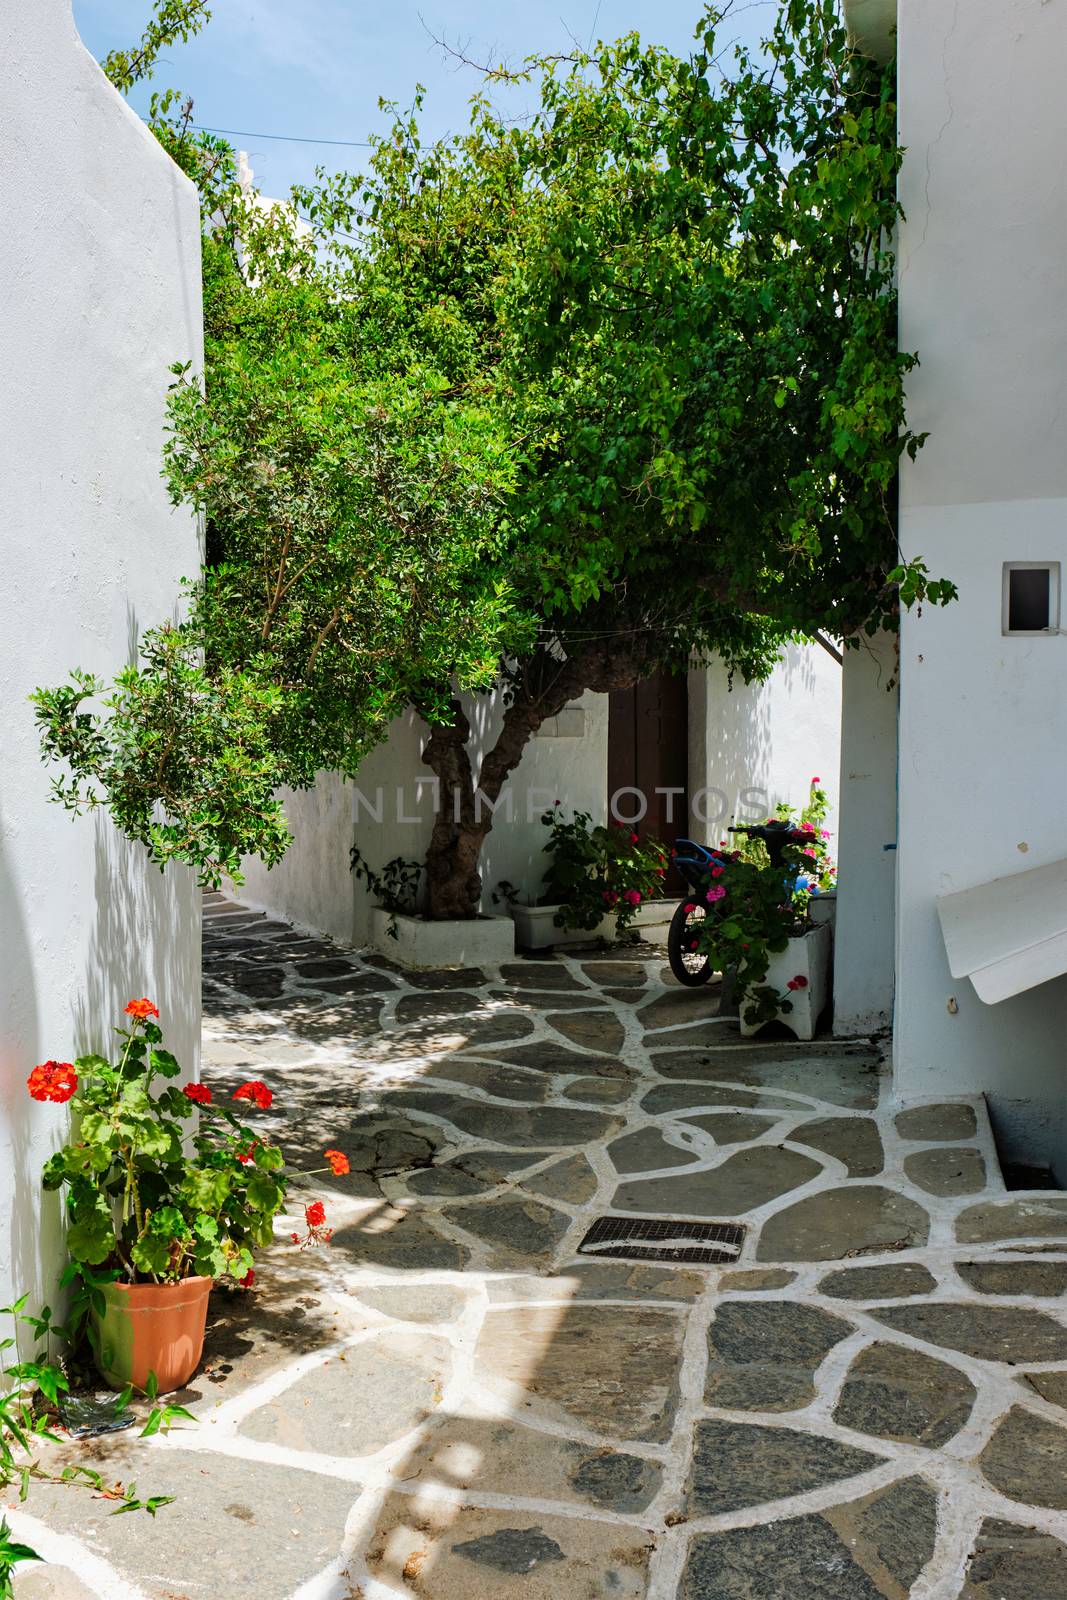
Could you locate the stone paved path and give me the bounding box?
[13,896,1067,1599]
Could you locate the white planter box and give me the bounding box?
[739,921,831,1042]
[510,898,676,951]
[371,909,515,970]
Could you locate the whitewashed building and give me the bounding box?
[841,0,1067,1178]
[0,2,203,1306]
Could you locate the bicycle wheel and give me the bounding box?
[667,901,713,986]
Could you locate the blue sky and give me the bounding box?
[71,1,778,197]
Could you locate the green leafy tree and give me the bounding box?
[36,0,952,911]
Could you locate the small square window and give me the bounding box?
[1003,562,1060,635]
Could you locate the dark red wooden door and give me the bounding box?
[607,671,689,863]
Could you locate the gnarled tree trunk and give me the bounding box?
[420,642,654,920]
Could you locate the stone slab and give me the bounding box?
[958,1259,1067,1297]
[869,1302,1067,1364]
[706,1301,853,1411]
[956,1198,1067,1244]
[440,1197,570,1265]
[613,1146,822,1218]
[719,1268,798,1292]
[364,1501,653,1597]
[961,1517,1067,1599]
[475,1303,684,1442]
[757,1186,930,1263]
[833,1340,976,1447]
[895,1103,978,1141]
[545,1011,626,1053]
[521,1153,599,1204]
[681,1475,938,1599]
[904,1146,987,1196]
[21,1446,357,1600]
[1023,1371,1067,1410]
[792,1116,885,1177]
[400,1415,662,1512]
[818,1263,938,1300]
[979,1407,1067,1508]
[241,1333,450,1456]
[487,1262,707,1304]
[686,1419,885,1515]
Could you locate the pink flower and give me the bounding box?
[602,889,619,906]
[705,885,726,903]
[801,822,815,833]
[811,776,821,784]
[820,828,830,838]
[623,889,642,905]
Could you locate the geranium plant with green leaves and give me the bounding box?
[537,808,670,935]
[31,1000,348,1287]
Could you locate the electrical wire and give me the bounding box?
[192,124,373,147]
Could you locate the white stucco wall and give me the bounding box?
[687,643,843,847]
[833,633,898,1036]
[0,2,203,1306]
[238,691,610,947]
[892,0,1067,1177]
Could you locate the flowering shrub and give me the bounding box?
[32,1002,345,1286]
[537,808,669,935]
[688,781,836,1022]
[737,780,837,902]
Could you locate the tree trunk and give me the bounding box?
[420,642,655,920]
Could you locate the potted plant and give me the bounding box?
[685,781,837,1038]
[350,846,516,969]
[505,808,672,951]
[29,999,348,1393]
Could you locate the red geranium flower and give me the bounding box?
[235,1143,257,1164]
[305,1200,327,1227]
[125,998,159,1021]
[683,902,696,914]
[787,975,809,991]
[182,1082,211,1104]
[324,1149,350,1176]
[233,1080,272,1109]
[239,1268,255,1289]
[27,1061,78,1103]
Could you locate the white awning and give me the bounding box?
[937,858,1067,1004]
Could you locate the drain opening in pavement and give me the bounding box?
[577,1215,746,1265]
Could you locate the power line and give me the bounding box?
[192,123,373,148]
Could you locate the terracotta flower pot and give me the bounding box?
[91,1276,212,1393]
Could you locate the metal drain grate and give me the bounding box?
[577,1215,745,1266]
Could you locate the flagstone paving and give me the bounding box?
[12,894,1067,1599]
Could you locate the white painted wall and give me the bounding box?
[0,2,203,1306]
[687,643,842,846]
[238,691,610,947]
[833,632,898,1036]
[892,0,1067,1177]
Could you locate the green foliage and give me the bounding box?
[538,808,670,934]
[0,1297,181,1594]
[100,0,211,96]
[35,0,955,898]
[349,848,424,922]
[31,633,292,888]
[43,1010,283,1285]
